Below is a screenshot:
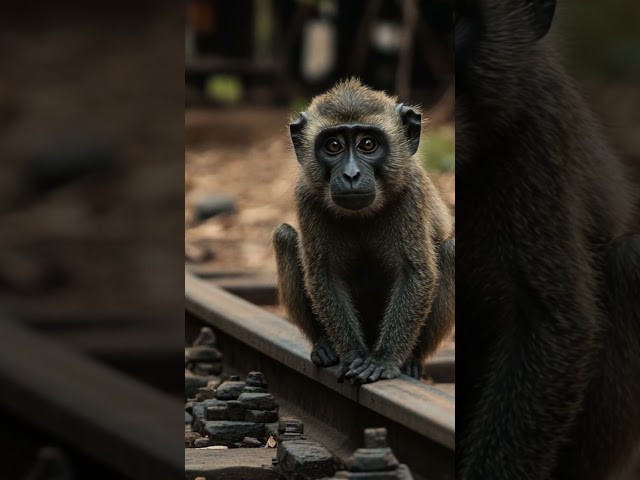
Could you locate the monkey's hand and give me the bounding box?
[343,356,401,385]
[310,335,340,367]
[336,348,370,383]
[401,357,423,380]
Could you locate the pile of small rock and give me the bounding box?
[186,371,281,449]
[328,428,414,480]
[274,416,338,480]
[185,327,223,399]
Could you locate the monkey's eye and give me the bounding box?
[324,138,344,155]
[357,136,378,153]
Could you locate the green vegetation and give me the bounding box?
[557,2,640,79]
[204,75,243,104]
[289,97,310,116]
[419,124,455,173]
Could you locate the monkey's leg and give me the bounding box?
[273,224,339,367]
[553,234,640,480]
[403,238,455,379]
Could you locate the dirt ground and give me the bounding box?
[185,107,455,278]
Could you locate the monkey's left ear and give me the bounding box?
[289,112,308,163]
[396,104,421,155]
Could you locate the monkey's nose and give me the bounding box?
[343,170,361,186]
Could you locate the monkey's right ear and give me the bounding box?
[396,104,421,155]
[289,112,308,163]
[525,0,556,40]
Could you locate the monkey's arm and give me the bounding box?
[458,231,598,479]
[420,237,455,355]
[347,237,439,384]
[404,237,455,378]
[302,250,370,381]
[273,223,339,367]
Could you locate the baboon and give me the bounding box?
[273,78,454,384]
[456,0,640,479]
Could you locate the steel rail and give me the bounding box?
[185,270,455,480]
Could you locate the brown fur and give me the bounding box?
[273,79,454,383]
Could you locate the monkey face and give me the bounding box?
[289,79,422,216]
[313,124,388,211]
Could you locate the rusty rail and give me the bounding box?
[185,270,455,480]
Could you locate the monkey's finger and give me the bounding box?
[327,349,339,365]
[348,365,370,377]
[336,364,349,383]
[319,345,340,366]
[403,362,421,379]
[352,364,378,385]
[346,357,371,377]
[349,357,365,370]
[347,363,368,376]
[310,350,323,366]
[316,347,333,366]
[321,348,340,366]
[381,368,400,380]
[368,366,385,383]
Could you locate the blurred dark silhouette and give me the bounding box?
[0,0,184,477]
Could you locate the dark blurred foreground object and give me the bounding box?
[455,0,640,478]
[0,316,182,479]
[419,0,454,35]
[23,447,73,480]
[20,133,120,201]
[0,249,67,294]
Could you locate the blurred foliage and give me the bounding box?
[205,75,243,104]
[289,97,310,116]
[420,124,454,173]
[296,0,331,6]
[254,0,273,59]
[557,1,640,79]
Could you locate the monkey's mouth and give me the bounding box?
[331,192,376,210]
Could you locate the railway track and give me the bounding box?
[185,269,455,480]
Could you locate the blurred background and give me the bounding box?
[0,2,184,327]
[184,0,455,282]
[0,1,184,478]
[560,2,640,474]
[0,0,636,477]
[557,0,640,199]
